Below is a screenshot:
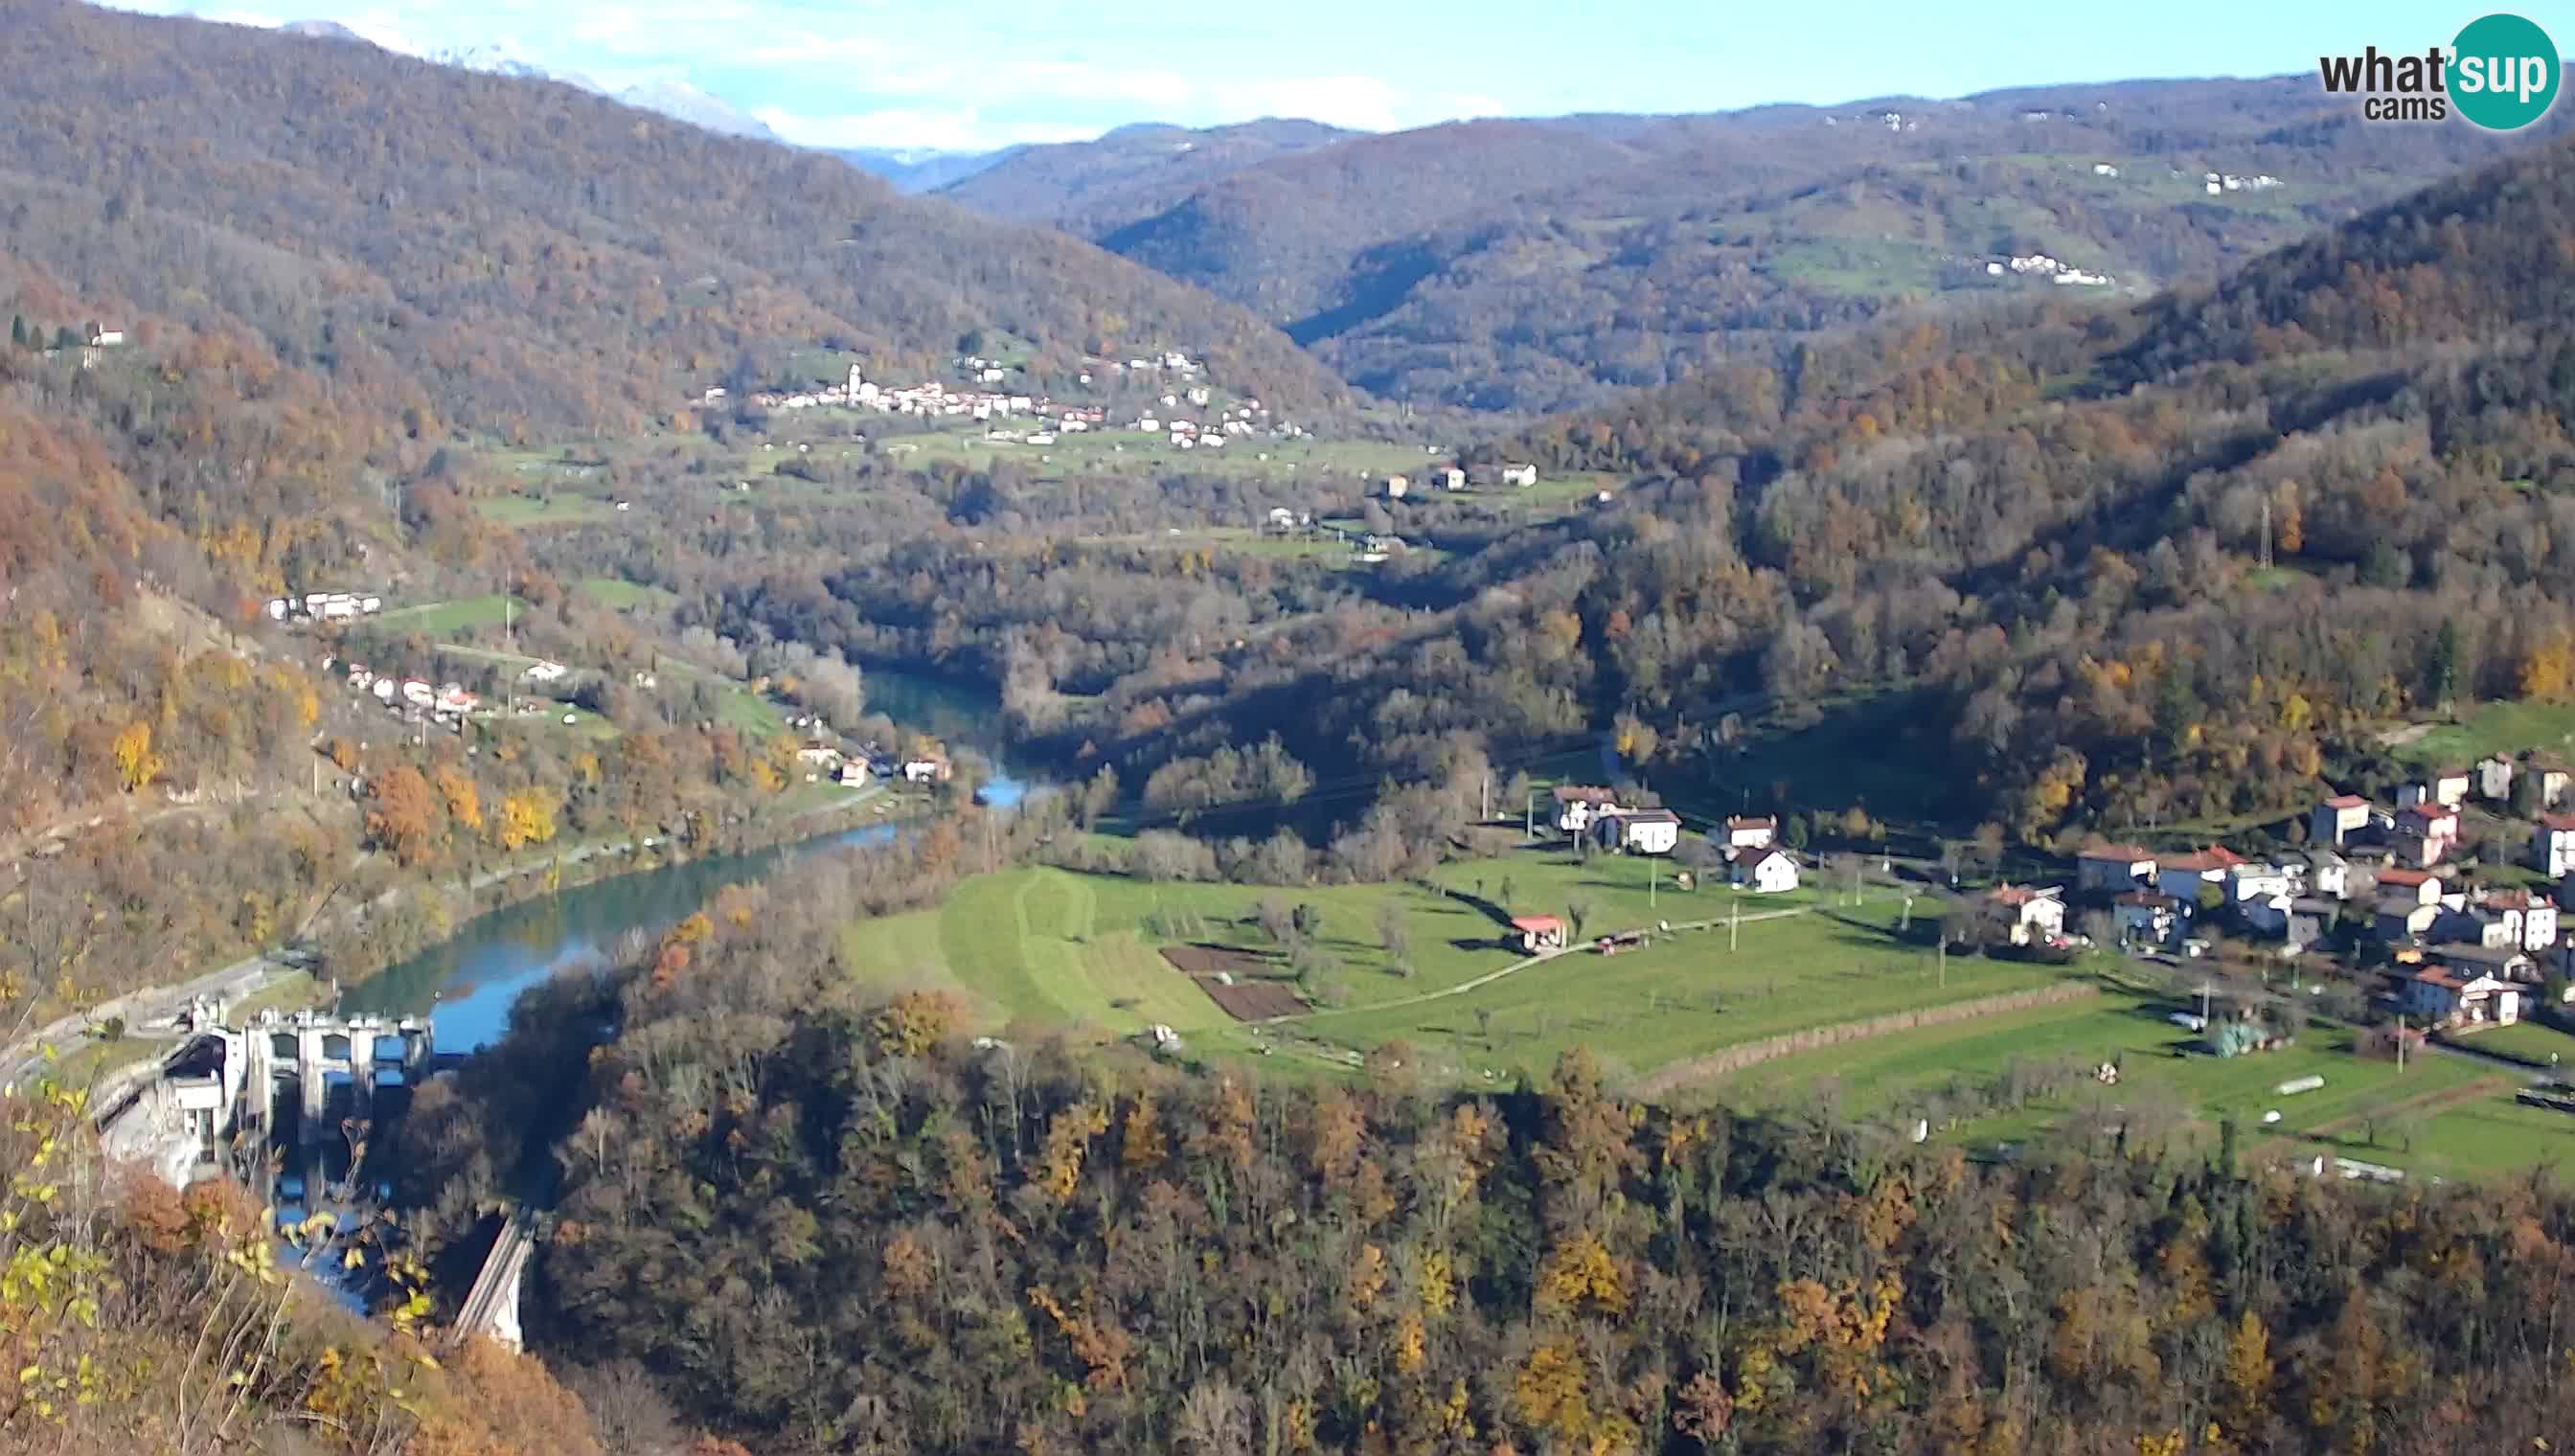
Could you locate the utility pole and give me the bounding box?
[1730,893,1741,953]
[2259,494,2272,570]
[1649,859,1657,910]
[1481,771,1491,825]
[1938,935,1947,990]
[1525,790,1535,841]
[2397,1013,2407,1072]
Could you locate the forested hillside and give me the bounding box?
[406,869,2575,1454]
[702,133,2575,854]
[0,0,1345,430]
[937,118,1358,224]
[945,77,2562,410]
[6,0,1279,1031]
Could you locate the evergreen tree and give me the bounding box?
[8,314,24,349]
[2427,620,2461,708]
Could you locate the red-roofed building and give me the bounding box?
[2399,967,2520,1028]
[1511,916,1567,953]
[2374,867,2443,905]
[2313,793,2373,847]
[2393,804,2461,868]
[2155,847,2244,902]
[1721,815,1777,850]
[1977,884,2066,946]
[2076,844,2157,894]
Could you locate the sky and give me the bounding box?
[105,0,2575,155]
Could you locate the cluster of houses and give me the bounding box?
[2201,171,2284,194]
[1382,462,1540,498]
[334,660,480,721]
[2023,754,2575,1033]
[1546,786,1801,893]
[784,721,949,790]
[710,355,1290,454]
[265,590,384,624]
[1982,253,2113,286]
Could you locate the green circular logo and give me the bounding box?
[2452,12,2560,130]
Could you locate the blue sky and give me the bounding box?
[110,0,2575,153]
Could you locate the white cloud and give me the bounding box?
[92,1,1513,152]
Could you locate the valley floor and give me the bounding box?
[834,847,2575,1178]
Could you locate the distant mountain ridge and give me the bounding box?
[941,79,2568,411]
[11,0,1346,429]
[835,146,1018,193]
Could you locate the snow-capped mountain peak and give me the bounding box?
[609,80,779,142]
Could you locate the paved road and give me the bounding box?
[2,948,296,1094]
[1,784,891,1093]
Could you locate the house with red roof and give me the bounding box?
[2311,793,2373,847]
[2076,844,2156,895]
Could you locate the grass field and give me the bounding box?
[1691,978,2556,1173]
[475,493,618,527]
[2392,700,2575,767]
[373,595,535,635]
[837,848,2043,1081]
[2444,1017,2575,1069]
[577,579,679,613]
[900,429,1430,487]
[2399,1091,2575,1180]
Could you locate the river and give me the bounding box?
[338,665,1034,1049]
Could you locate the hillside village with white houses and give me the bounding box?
[707,350,1309,456]
[2015,749,2575,1044]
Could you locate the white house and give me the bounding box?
[1732,847,1800,894]
[1382,475,1410,499]
[2304,850,2351,900]
[1721,815,1778,851]
[2477,754,2517,802]
[2076,844,2156,894]
[1499,464,1539,488]
[89,329,125,348]
[2476,890,2560,952]
[2399,968,2520,1029]
[1979,885,2067,947]
[902,760,948,785]
[2537,815,2575,878]
[371,678,396,703]
[2395,769,2471,811]
[2226,862,2293,903]
[400,680,434,708]
[1595,808,1681,856]
[1428,466,1467,491]
[521,661,569,684]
